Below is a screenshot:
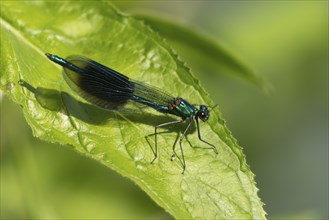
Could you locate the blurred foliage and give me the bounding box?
[133,13,271,93]
[1,1,328,219]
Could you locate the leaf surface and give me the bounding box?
[0,1,265,219]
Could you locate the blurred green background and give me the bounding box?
[1,1,328,219]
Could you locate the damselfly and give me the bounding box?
[45,53,218,173]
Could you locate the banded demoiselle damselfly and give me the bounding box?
[46,53,218,173]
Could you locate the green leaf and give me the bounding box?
[134,13,271,93]
[0,1,266,219]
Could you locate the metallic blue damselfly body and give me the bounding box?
[45,53,218,173]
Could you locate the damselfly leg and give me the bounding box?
[195,117,218,154]
[151,119,184,164]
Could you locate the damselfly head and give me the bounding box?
[197,105,210,122]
